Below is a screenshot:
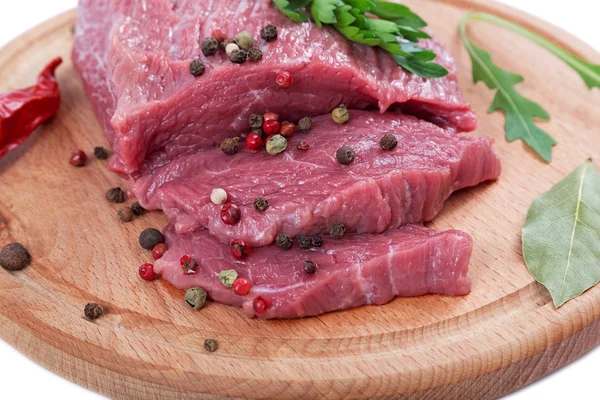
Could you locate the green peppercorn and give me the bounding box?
[266,134,287,156]
[94,146,109,160]
[235,31,254,50]
[311,235,323,248]
[297,234,312,250]
[336,146,355,165]
[218,269,238,288]
[106,187,126,203]
[249,113,264,129]
[220,137,239,155]
[332,105,350,124]
[248,47,263,62]
[139,228,165,250]
[190,59,205,77]
[131,202,147,216]
[304,261,317,275]
[276,234,293,250]
[84,303,104,320]
[261,24,278,42]
[204,338,218,352]
[229,49,248,64]
[380,134,398,150]
[0,243,30,271]
[185,288,207,310]
[298,117,312,132]
[118,206,134,222]
[201,37,219,56]
[254,197,269,211]
[329,223,346,239]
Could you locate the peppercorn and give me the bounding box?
[249,113,264,129]
[297,234,312,250]
[304,261,317,275]
[139,228,165,250]
[231,239,251,260]
[84,303,104,320]
[311,235,323,248]
[329,223,347,239]
[221,39,234,51]
[221,204,241,225]
[296,141,309,151]
[201,37,219,56]
[332,105,350,125]
[233,278,252,295]
[225,42,240,56]
[254,197,269,212]
[181,255,199,274]
[248,47,263,62]
[212,29,227,44]
[131,202,147,216]
[245,133,263,150]
[0,243,30,271]
[276,234,293,250]
[204,338,218,352]
[336,146,355,165]
[94,146,109,160]
[276,71,293,89]
[220,137,239,155]
[261,24,278,42]
[253,296,271,314]
[253,128,266,140]
[69,149,87,167]
[218,269,238,288]
[117,206,134,222]
[152,243,168,260]
[266,134,287,156]
[106,187,126,203]
[229,49,248,64]
[189,59,205,77]
[298,117,312,133]
[380,134,398,151]
[263,112,279,122]
[263,119,281,136]
[235,31,254,50]
[139,263,158,281]
[185,288,207,310]
[210,188,228,205]
[279,122,295,138]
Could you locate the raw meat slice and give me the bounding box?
[73,0,477,174]
[155,224,473,319]
[133,111,501,247]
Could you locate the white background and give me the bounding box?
[0,1,598,399]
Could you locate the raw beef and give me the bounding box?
[73,0,477,174]
[155,224,473,319]
[133,111,501,247]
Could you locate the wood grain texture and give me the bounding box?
[1,1,599,399]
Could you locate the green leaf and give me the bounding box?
[371,1,426,28]
[273,0,311,22]
[460,17,556,162]
[522,161,600,307]
[311,0,340,28]
[394,55,449,78]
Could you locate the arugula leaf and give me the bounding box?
[523,161,600,307]
[460,14,556,162]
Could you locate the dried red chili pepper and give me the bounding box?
[0,57,62,159]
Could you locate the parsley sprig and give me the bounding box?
[272,0,449,78]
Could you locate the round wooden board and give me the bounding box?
[1,1,600,399]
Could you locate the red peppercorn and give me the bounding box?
[221,203,241,225]
[152,243,168,260]
[276,71,293,89]
[253,296,272,314]
[211,29,227,43]
[263,119,281,135]
[232,278,252,296]
[139,263,158,281]
[180,254,199,274]
[263,112,279,122]
[245,133,263,150]
[231,239,251,260]
[69,149,87,167]
[279,122,295,138]
[296,141,309,151]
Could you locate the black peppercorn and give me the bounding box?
[0,243,30,271]
[380,134,398,150]
[204,338,218,352]
[261,24,278,42]
[139,228,165,250]
[201,37,219,56]
[84,303,104,320]
[220,137,239,155]
[298,117,312,132]
[254,197,269,212]
[249,113,264,129]
[311,235,323,248]
[118,206,134,222]
[131,201,147,216]
[248,47,263,61]
[106,187,126,203]
[304,261,317,275]
[336,146,355,165]
[229,49,248,63]
[329,223,346,239]
[276,234,293,250]
[297,234,312,250]
[189,59,206,77]
[94,146,109,160]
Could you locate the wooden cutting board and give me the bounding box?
[1,1,599,399]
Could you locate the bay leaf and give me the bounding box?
[522,161,600,307]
